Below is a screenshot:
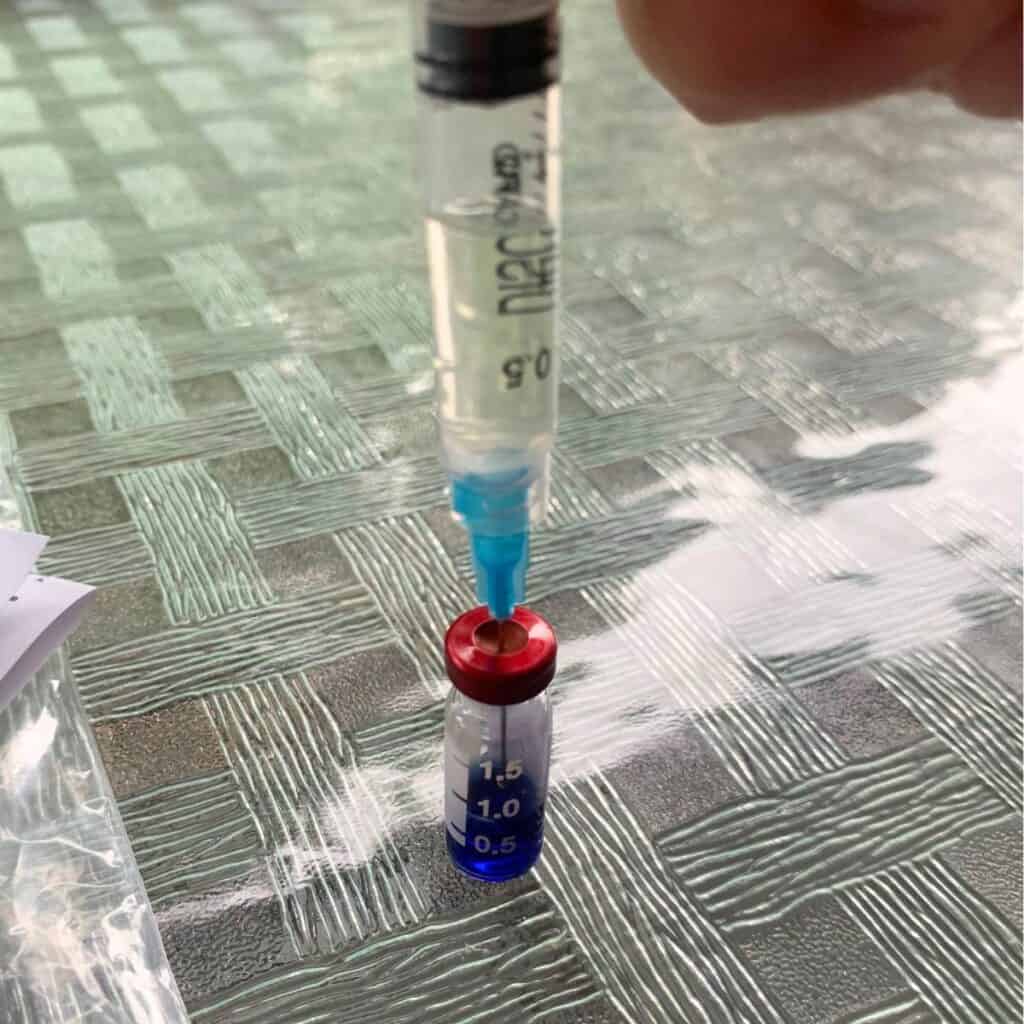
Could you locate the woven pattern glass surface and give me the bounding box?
[0,0,1021,1021]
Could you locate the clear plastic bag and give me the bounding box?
[0,470,187,1024]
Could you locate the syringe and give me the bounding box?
[414,0,561,620]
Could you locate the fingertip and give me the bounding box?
[666,93,754,125]
[616,0,1022,122]
[945,14,1023,119]
[616,0,889,122]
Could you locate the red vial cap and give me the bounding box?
[444,605,557,706]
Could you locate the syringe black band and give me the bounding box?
[416,15,559,101]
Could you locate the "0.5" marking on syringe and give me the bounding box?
[502,349,551,389]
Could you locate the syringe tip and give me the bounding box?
[450,475,531,620]
[469,530,527,621]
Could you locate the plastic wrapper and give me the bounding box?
[0,471,187,1024]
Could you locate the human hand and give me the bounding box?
[617,0,1021,121]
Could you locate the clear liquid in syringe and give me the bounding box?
[425,202,558,463]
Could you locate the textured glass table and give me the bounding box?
[1,1,1021,1022]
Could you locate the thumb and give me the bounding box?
[616,0,1022,122]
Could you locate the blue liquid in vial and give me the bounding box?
[447,767,545,882]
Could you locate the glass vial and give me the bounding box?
[442,605,556,882]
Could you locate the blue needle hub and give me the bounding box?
[451,472,530,620]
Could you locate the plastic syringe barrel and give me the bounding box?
[415,1,561,619]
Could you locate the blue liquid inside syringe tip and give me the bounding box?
[451,474,530,621]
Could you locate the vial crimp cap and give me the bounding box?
[444,605,557,705]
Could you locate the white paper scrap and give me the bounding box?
[0,529,96,714]
[0,527,47,601]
